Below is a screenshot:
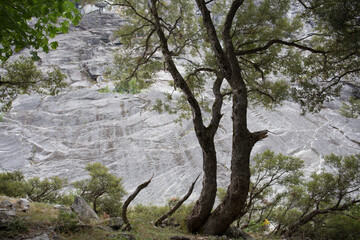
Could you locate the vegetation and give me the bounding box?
[224,151,360,239]
[0,170,67,202]
[107,53,162,94]
[0,56,67,112]
[73,163,126,216]
[1,152,359,239]
[0,0,80,62]
[111,0,360,235]
[340,96,360,118]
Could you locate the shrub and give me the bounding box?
[26,176,67,202]
[56,210,79,233]
[0,217,28,238]
[339,96,360,118]
[73,163,126,216]
[0,171,29,197]
[0,171,67,203]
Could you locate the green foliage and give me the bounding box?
[239,150,304,229]
[0,56,67,112]
[56,210,79,233]
[107,53,162,94]
[73,163,126,216]
[0,217,29,239]
[98,85,111,93]
[312,205,360,240]
[56,192,77,206]
[216,187,226,202]
[339,96,360,118]
[0,114,3,122]
[266,154,360,237]
[26,176,67,202]
[0,171,29,198]
[238,151,360,239]
[0,170,67,203]
[0,0,81,62]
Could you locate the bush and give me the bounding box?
[0,217,28,238]
[314,205,360,240]
[0,171,67,203]
[56,210,79,233]
[73,163,126,216]
[0,171,29,197]
[26,176,67,202]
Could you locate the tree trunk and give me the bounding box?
[186,133,218,232]
[198,82,256,235]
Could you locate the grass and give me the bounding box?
[1,196,266,240]
[0,196,210,240]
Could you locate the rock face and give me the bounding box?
[0,11,359,206]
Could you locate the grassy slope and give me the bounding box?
[0,196,225,240]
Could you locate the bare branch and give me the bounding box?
[122,174,153,231]
[154,174,200,227]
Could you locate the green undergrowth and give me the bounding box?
[0,196,206,240]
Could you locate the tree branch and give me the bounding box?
[122,174,153,231]
[154,174,200,227]
[236,39,327,55]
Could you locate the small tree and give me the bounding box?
[26,176,67,202]
[266,154,360,238]
[0,57,66,112]
[0,171,29,197]
[0,170,67,202]
[239,150,304,229]
[339,96,360,118]
[73,163,126,215]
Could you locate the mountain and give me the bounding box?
[0,10,359,205]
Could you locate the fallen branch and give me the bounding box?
[122,174,154,231]
[154,174,200,227]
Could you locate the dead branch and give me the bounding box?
[154,174,200,227]
[122,174,154,231]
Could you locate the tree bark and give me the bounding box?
[121,175,153,231]
[282,199,360,238]
[149,0,220,233]
[155,175,200,227]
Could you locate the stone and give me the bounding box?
[71,196,99,223]
[0,200,13,209]
[17,198,30,212]
[101,217,124,230]
[224,226,254,240]
[24,233,50,240]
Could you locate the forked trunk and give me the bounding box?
[198,83,255,235]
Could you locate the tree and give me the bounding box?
[73,163,126,215]
[26,176,67,202]
[111,0,360,235]
[270,154,360,238]
[0,170,67,202]
[0,57,67,112]
[0,0,81,62]
[339,96,360,118]
[0,1,81,112]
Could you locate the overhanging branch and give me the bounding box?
[236,39,327,55]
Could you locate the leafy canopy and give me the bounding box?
[0,0,81,62]
[114,0,360,115]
